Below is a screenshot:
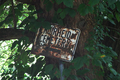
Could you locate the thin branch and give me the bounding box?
[0,0,7,6]
[11,0,16,29]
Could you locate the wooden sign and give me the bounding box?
[31,24,80,62]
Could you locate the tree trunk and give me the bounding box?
[103,22,120,73]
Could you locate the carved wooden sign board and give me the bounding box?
[31,24,80,62]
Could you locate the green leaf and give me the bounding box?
[63,0,73,8]
[61,8,76,17]
[82,56,89,66]
[8,64,14,68]
[77,68,89,75]
[30,21,41,32]
[18,17,30,27]
[85,76,91,80]
[63,8,70,14]
[87,54,93,59]
[57,19,64,26]
[19,16,36,28]
[28,5,35,10]
[29,16,36,22]
[0,21,4,27]
[69,9,76,17]
[17,4,23,11]
[30,64,38,76]
[63,69,71,77]
[58,8,76,18]
[88,0,100,6]
[85,46,95,51]
[106,34,115,41]
[110,4,115,10]
[102,56,112,63]
[116,31,120,36]
[41,21,51,29]
[45,64,53,73]
[97,70,104,76]
[72,57,84,70]
[107,0,116,6]
[0,1,8,9]
[77,4,89,16]
[11,41,18,50]
[8,6,13,14]
[15,9,22,16]
[29,58,45,76]
[15,14,19,22]
[21,52,28,65]
[52,14,57,22]
[87,6,94,13]
[4,14,13,24]
[29,57,35,63]
[93,52,101,59]
[108,18,116,25]
[116,2,120,12]
[44,0,53,11]
[110,68,117,75]
[54,68,61,78]
[60,11,66,19]
[98,3,105,12]
[0,55,4,58]
[24,37,29,46]
[111,49,117,56]
[70,75,81,80]
[1,77,6,80]
[92,59,102,66]
[34,21,41,28]
[57,8,63,14]
[32,9,43,15]
[115,12,120,22]
[56,0,63,4]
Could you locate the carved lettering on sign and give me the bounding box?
[31,24,81,62]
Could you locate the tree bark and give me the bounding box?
[0,28,35,42]
[103,22,120,73]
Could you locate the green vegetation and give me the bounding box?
[0,0,120,80]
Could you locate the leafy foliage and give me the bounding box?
[88,0,100,6]
[0,0,120,80]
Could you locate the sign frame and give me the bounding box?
[31,24,81,62]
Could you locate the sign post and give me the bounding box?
[59,60,64,80]
[31,24,80,79]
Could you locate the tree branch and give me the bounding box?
[0,0,35,6]
[0,0,7,6]
[16,0,35,5]
[11,0,16,29]
[0,28,36,42]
